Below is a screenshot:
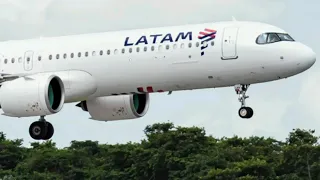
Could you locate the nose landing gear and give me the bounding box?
[234,84,254,119]
[29,116,54,140]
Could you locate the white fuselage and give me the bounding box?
[0,21,316,103]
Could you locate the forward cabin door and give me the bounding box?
[24,50,34,71]
[221,27,239,60]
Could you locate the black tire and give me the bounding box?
[29,121,47,140]
[238,107,253,119]
[42,122,54,140]
[246,107,254,118]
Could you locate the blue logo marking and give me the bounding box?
[124,32,192,46]
[123,28,217,56]
[198,28,217,56]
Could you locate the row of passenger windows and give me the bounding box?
[3,41,215,64]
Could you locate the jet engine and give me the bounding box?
[77,94,150,121]
[0,74,65,117]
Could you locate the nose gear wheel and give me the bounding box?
[234,84,254,119]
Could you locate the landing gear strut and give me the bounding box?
[234,84,253,119]
[29,116,54,140]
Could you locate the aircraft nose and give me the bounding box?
[303,44,316,67]
[296,43,316,70]
[304,46,316,66]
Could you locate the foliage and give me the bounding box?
[0,123,318,179]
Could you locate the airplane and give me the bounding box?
[0,20,315,141]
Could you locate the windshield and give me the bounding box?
[267,33,281,43]
[277,33,295,41]
[256,33,295,44]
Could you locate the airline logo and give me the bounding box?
[123,28,217,56]
[198,28,217,56]
[124,32,192,46]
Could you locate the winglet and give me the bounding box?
[232,16,237,21]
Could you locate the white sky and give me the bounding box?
[0,0,318,147]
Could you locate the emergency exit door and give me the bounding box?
[221,27,239,60]
[24,51,34,71]
[0,54,4,72]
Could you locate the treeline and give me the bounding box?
[0,122,319,179]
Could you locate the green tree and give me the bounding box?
[0,123,316,179]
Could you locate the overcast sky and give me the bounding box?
[0,0,319,148]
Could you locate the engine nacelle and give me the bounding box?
[0,74,65,117]
[78,94,150,121]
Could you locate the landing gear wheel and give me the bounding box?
[43,122,54,140]
[238,107,253,119]
[29,121,47,140]
[29,116,55,140]
[234,84,254,119]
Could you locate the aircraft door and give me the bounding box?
[0,54,4,72]
[221,27,239,60]
[24,50,34,71]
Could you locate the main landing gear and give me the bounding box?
[234,84,253,119]
[29,116,54,140]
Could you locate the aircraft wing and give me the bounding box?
[0,73,33,83]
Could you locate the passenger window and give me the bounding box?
[144,47,147,52]
[63,53,67,59]
[38,56,41,61]
[18,57,22,63]
[151,46,155,51]
[71,53,74,58]
[188,43,192,48]
[49,55,52,60]
[129,48,132,53]
[11,58,15,63]
[181,43,185,49]
[166,45,170,50]
[92,51,96,56]
[85,52,89,57]
[267,33,280,43]
[136,47,140,52]
[211,41,214,46]
[107,50,110,55]
[173,44,177,49]
[122,48,125,54]
[203,41,208,47]
[4,59,7,64]
[56,54,59,59]
[100,50,103,55]
[196,42,200,47]
[114,49,118,54]
[78,52,81,57]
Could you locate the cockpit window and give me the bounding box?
[277,33,294,41]
[256,33,267,44]
[256,33,295,44]
[267,33,280,43]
